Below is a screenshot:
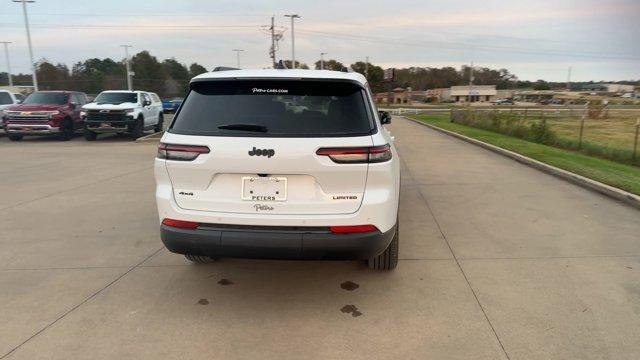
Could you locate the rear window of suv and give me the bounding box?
[169,79,375,137]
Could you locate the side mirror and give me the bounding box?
[69,103,77,109]
[379,110,392,124]
[143,100,151,106]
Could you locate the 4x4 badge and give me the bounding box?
[248,147,275,158]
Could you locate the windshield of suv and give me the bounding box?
[23,92,68,105]
[170,80,374,137]
[94,92,138,105]
[0,92,12,105]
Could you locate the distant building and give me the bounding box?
[447,85,497,103]
[373,87,415,104]
[581,83,635,93]
[425,88,449,102]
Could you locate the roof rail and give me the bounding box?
[212,66,239,72]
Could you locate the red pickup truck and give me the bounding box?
[2,91,88,141]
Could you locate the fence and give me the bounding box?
[386,106,640,165]
[435,107,640,165]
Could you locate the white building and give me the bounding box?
[447,85,497,103]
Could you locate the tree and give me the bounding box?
[533,80,551,90]
[70,58,126,94]
[162,58,190,96]
[313,59,344,71]
[36,60,70,90]
[350,61,384,92]
[130,51,166,94]
[283,60,309,69]
[188,63,208,78]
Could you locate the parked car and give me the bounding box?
[13,93,26,103]
[162,97,183,113]
[2,91,88,141]
[82,90,164,140]
[492,98,514,105]
[155,69,401,270]
[0,90,23,115]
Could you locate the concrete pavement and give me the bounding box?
[0,117,638,359]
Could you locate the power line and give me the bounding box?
[296,29,640,62]
[0,23,263,31]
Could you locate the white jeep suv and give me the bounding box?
[82,90,164,140]
[155,69,400,270]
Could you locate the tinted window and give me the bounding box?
[150,93,161,102]
[170,80,374,137]
[14,93,26,101]
[23,92,68,105]
[94,92,138,105]
[0,92,12,105]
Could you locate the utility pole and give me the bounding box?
[467,61,474,108]
[267,16,284,69]
[270,16,276,68]
[566,66,572,91]
[13,0,37,91]
[120,45,133,91]
[0,42,12,86]
[320,52,327,70]
[365,56,369,79]
[284,14,300,69]
[232,49,244,68]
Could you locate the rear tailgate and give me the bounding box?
[164,133,372,215]
[162,78,377,216]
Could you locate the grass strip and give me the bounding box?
[410,114,640,196]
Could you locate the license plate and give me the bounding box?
[241,176,287,201]
[100,122,111,128]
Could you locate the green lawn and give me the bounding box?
[410,114,640,196]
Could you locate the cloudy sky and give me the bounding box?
[1,0,639,81]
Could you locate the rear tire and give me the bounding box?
[83,127,98,141]
[184,254,216,264]
[131,116,144,140]
[154,113,164,133]
[8,135,23,141]
[367,224,399,271]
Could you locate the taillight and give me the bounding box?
[157,143,210,161]
[162,218,200,229]
[330,225,378,234]
[316,144,392,164]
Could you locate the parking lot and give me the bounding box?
[1,117,639,359]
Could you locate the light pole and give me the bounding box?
[284,14,300,69]
[0,42,12,86]
[365,56,369,79]
[232,49,244,68]
[12,0,37,91]
[120,45,133,91]
[320,52,327,70]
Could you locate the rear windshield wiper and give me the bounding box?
[217,123,268,132]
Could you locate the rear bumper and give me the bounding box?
[160,223,396,260]
[5,123,60,135]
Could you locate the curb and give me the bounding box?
[136,131,164,143]
[403,116,640,210]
